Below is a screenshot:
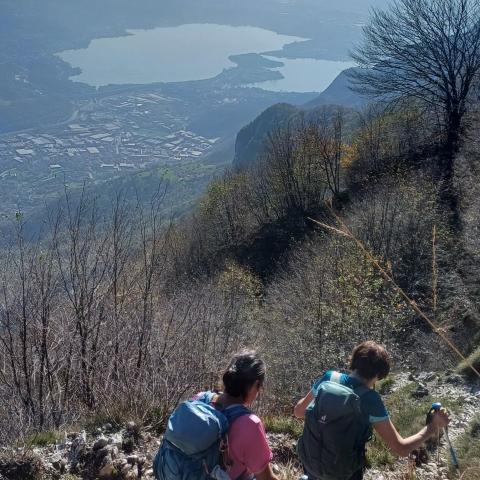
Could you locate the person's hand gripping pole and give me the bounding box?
[426,402,458,470]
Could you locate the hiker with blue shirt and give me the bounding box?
[294,341,450,480]
[154,350,280,480]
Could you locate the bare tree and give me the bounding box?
[315,108,345,198]
[262,121,327,217]
[104,191,135,383]
[351,0,480,225]
[54,188,111,409]
[134,184,169,371]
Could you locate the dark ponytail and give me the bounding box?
[222,350,266,399]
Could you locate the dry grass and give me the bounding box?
[460,469,480,480]
[452,416,480,479]
[277,459,302,480]
[457,347,480,380]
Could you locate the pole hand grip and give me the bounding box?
[426,402,442,425]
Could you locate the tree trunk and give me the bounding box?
[439,110,462,232]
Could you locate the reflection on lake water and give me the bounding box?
[57,23,355,93]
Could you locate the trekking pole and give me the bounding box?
[427,403,459,471]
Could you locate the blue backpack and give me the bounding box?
[154,392,250,480]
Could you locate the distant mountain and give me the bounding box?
[233,103,299,169]
[303,68,367,109]
[233,68,366,169]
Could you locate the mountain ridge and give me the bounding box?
[233,68,365,168]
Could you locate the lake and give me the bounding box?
[249,56,356,93]
[57,24,355,93]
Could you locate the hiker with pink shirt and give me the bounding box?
[212,351,278,480]
[154,350,279,480]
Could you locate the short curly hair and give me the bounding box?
[349,341,391,380]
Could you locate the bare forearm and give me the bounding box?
[294,391,314,419]
[395,425,435,456]
[374,420,438,458]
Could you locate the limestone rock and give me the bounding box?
[98,461,116,478]
[412,383,429,398]
[93,437,108,451]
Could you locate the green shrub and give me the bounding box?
[365,442,396,468]
[377,376,395,395]
[25,430,60,447]
[264,415,304,438]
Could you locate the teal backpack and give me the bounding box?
[297,373,372,480]
[154,392,250,480]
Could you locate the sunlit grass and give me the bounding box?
[264,415,304,438]
[367,382,462,469]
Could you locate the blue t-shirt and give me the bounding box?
[311,370,389,424]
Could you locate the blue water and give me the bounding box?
[249,56,356,93]
[57,23,354,92]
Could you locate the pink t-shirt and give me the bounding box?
[192,393,273,479]
[226,413,273,480]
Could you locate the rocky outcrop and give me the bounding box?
[0,422,158,480]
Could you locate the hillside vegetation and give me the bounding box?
[1,98,478,446]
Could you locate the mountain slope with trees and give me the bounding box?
[233,69,366,169]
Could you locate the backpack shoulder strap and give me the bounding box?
[196,390,217,404]
[330,371,343,384]
[223,405,251,423]
[354,384,371,397]
[329,371,371,398]
[218,405,251,477]
[196,393,250,423]
[353,384,372,429]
